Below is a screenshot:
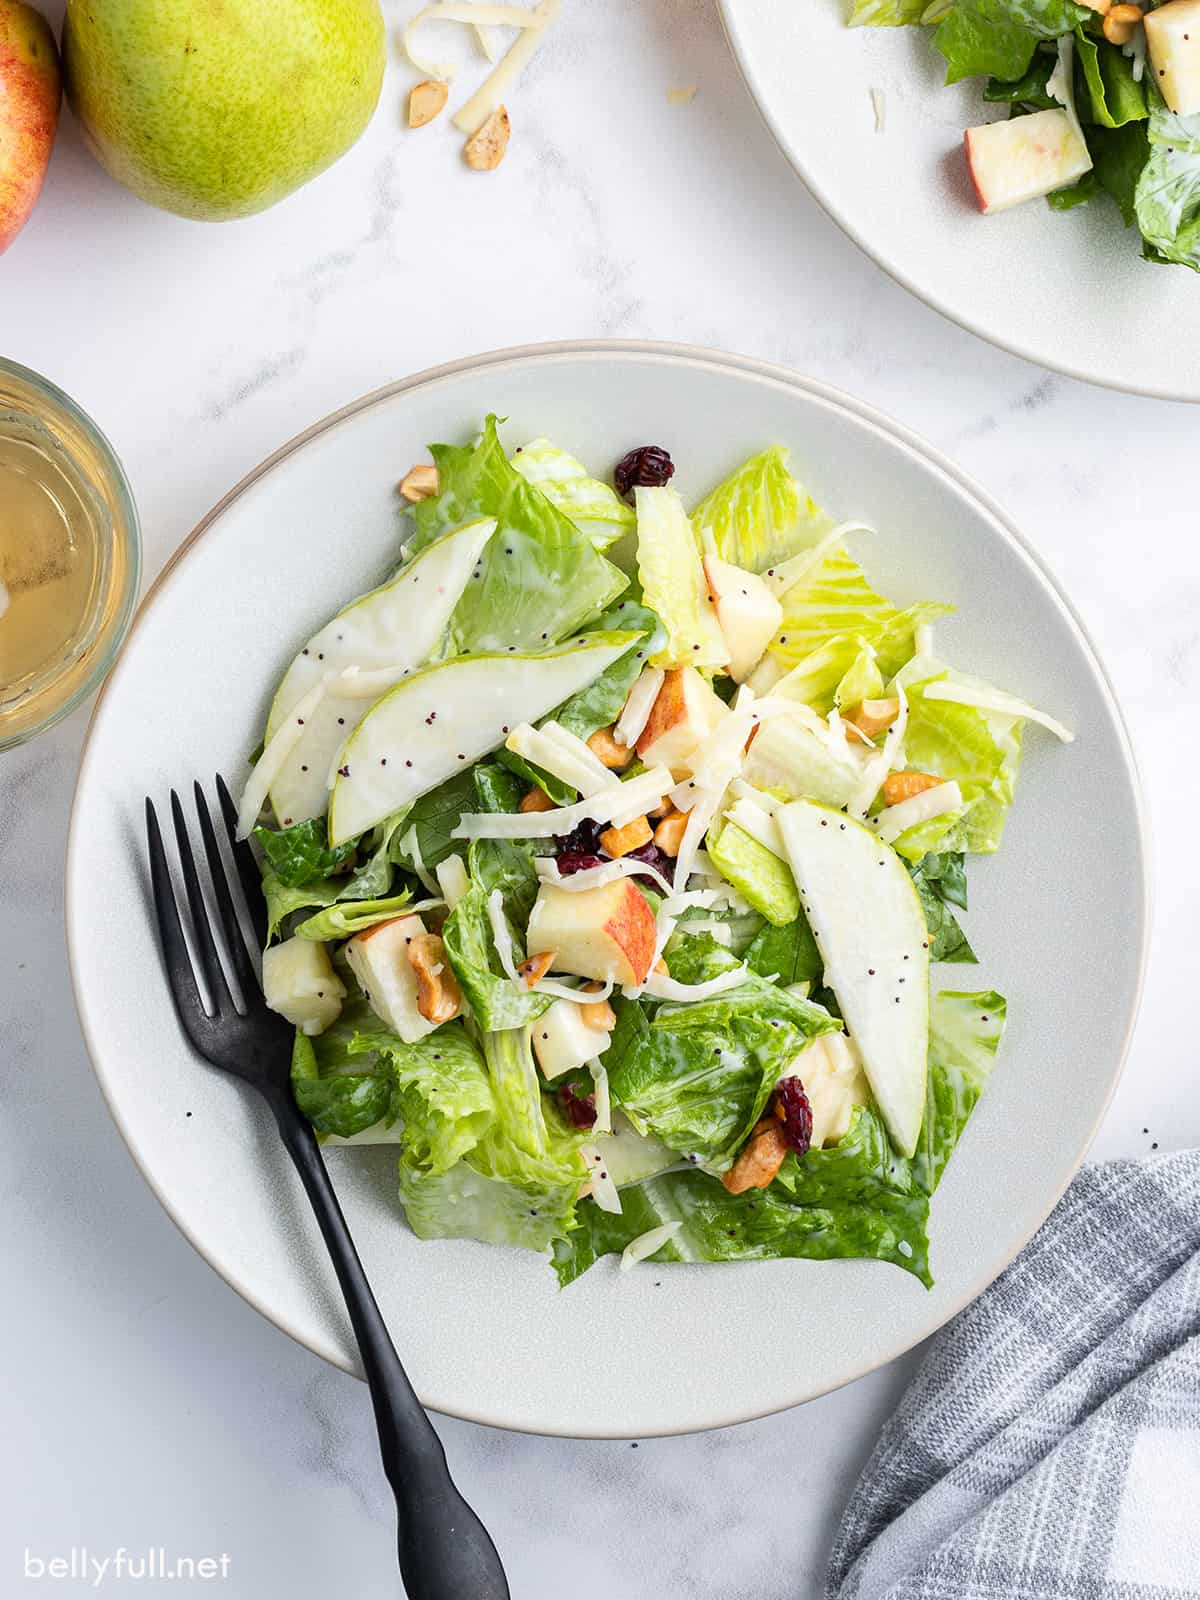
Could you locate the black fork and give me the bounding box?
[146,777,509,1600]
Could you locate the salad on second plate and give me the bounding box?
[240,416,1072,1287]
[852,0,1200,270]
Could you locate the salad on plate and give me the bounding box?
[240,416,1071,1287]
[852,0,1200,270]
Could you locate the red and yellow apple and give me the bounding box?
[0,1,60,254]
[702,553,783,682]
[526,880,657,988]
[964,110,1091,216]
[637,665,729,774]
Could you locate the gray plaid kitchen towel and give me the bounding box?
[829,1154,1200,1600]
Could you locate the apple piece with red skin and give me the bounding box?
[964,110,1091,216]
[0,1,61,254]
[526,879,657,988]
[702,552,784,683]
[636,665,729,775]
[1145,0,1200,115]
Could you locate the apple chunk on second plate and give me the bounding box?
[964,110,1091,215]
[526,880,657,987]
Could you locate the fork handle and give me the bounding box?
[268,1090,510,1600]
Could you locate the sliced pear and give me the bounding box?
[743,715,865,808]
[265,518,497,826]
[776,799,929,1157]
[328,631,639,844]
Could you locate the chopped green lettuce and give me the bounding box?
[742,913,822,986]
[255,818,357,887]
[556,988,1005,1286]
[635,486,728,668]
[706,819,801,926]
[1135,96,1200,272]
[292,1027,396,1141]
[906,855,977,964]
[509,437,635,551]
[606,937,838,1170]
[848,0,930,25]
[553,594,666,739]
[1090,120,1150,226]
[933,0,1092,85]
[294,892,414,942]
[409,415,627,650]
[690,446,828,572]
[1075,30,1147,129]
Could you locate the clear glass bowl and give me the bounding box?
[0,358,140,751]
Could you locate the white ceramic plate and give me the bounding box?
[68,342,1147,1437]
[721,0,1200,401]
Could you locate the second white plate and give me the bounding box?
[721,0,1200,400]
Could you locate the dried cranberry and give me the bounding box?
[614,445,675,502]
[558,1083,598,1129]
[625,841,675,886]
[774,1077,813,1156]
[557,818,603,856]
[557,851,604,876]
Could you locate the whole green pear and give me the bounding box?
[62,0,385,221]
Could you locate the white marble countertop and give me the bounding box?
[2,1,1196,1594]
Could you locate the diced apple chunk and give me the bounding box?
[703,553,784,682]
[1145,0,1200,115]
[532,998,615,1079]
[526,880,657,988]
[344,914,435,1044]
[262,938,346,1037]
[636,666,729,775]
[964,110,1092,215]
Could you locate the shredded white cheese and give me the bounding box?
[237,678,330,839]
[614,664,665,749]
[724,796,787,857]
[922,681,1074,743]
[870,87,886,134]
[536,854,676,898]
[636,965,750,1003]
[589,1059,612,1135]
[872,779,964,844]
[506,719,620,797]
[452,0,561,133]
[580,1144,622,1214]
[435,853,471,910]
[531,975,615,1005]
[454,766,674,840]
[486,888,523,985]
[620,1219,683,1269]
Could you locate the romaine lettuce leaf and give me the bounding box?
[706,819,801,926]
[262,865,344,941]
[743,913,822,986]
[344,1014,495,1173]
[1075,30,1147,129]
[556,988,1005,1286]
[387,770,480,875]
[553,594,666,740]
[606,937,838,1169]
[984,49,1058,108]
[398,1153,580,1253]
[690,446,828,573]
[509,437,635,551]
[255,818,357,887]
[635,486,728,668]
[933,0,1091,85]
[294,892,415,942]
[849,0,931,25]
[898,667,1023,853]
[1135,96,1200,272]
[292,1028,396,1140]
[409,416,628,650]
[1090,120,1150,226]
